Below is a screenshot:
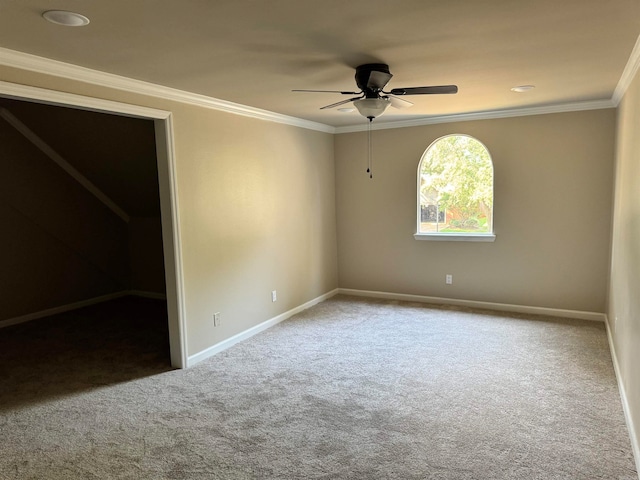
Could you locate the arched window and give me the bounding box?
[416,134,495,241]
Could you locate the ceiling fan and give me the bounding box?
[293,63,458,121]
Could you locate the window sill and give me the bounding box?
[413,233,496,242]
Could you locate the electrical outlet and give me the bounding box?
[446,274,453,285]
[213,312,220,327]
[271,290,277,302]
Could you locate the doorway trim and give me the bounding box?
[0,80,188,368]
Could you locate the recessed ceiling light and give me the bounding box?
[338,108,355,113]
[42,10,90,27]
[511,85,535,93]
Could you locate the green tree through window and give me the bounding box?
[418,135,493,234]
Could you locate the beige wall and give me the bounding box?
[0,65,339,357]
[335,110,615,313]
[609,69,640,460]
[174,110,338,354]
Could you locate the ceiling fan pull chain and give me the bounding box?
[367,117,373,179]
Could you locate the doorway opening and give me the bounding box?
[0,82,186,368]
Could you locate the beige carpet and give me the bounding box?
[0,295,637,479]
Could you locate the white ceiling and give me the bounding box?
[0,0,639,128]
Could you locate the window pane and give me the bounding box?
[418,135,493,234]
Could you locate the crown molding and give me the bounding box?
[0,80,173,120]
[612,33,640,106]
[0,46,624,135]
[0,47,335,134]
[334,99,615,134]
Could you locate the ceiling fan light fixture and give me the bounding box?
[353,97,391,120]
[42,10,90,27]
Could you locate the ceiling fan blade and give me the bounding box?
[386,95,413,109]
[319,96,362,110]
[389,85,458,96]
[292,89,361,95]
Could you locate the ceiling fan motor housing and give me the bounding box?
[355,64,393,97]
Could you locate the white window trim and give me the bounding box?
[413,233,496,242]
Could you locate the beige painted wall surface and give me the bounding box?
[172,108,338,355]
[335,110,615,313]
[609,69,640,459]
[0,66,338,357]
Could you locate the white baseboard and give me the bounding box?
[0,290,168,329]
[0,291,128,328]
[605,317,640,479]
[186,288,339,367]
[337,288,606,322]
[129,290,167,300]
